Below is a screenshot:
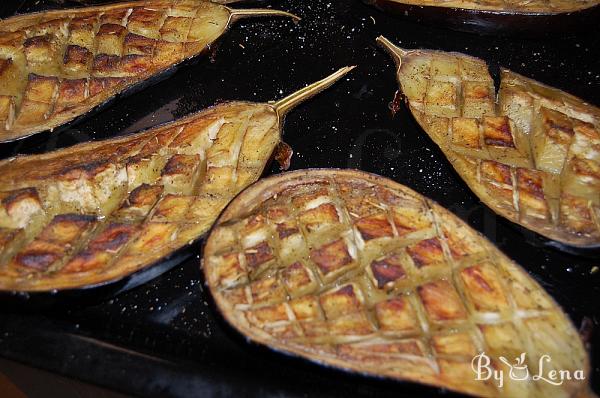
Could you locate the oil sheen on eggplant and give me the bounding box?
[0,66,354,292]
[377,37,600,248]
[202,169,591,398]
[0,0,298,142]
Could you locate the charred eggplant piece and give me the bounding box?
[378,37,600,248]
[203,168,591,397]
[363,0,600,36]
[0,0,299,142]
[0,66,354,292]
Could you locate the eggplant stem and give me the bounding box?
[228,8,301,23]
[272,66,356,118]
[376,36,406,67]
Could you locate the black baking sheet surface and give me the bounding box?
[0,0,598,396]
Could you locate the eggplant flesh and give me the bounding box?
[363,0,600,35]
[203,168,590,398]
[0,0,298,142]
[0,67,354,292]
[378,37,600,248]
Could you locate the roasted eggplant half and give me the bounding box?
[0,0,298,142]
[203,168,591,397]
[363,0,600,36]
[0,66,354,293]
[377,37,600,248]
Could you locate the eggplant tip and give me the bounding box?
[376,36,406,66]
[228,8,301,23]
[272,66,356,118]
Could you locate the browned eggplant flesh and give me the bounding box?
[0,66,354,292]
[0,0,298,142]
[378,36,600,248]
[203,168,591,397]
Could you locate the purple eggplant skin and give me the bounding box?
[362,0,600,36]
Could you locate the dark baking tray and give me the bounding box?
[0,0,599,396]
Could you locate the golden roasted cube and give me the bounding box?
[51,160,128,215]
[126,154,168,190]
[480,160,513,187]
[460,263,509,312]
[244,241,274,276]
[290,296,322,321]
[559,194,596,234]
[67,15,96,49]
[150,194,195,222]
[198,166,234,195]
[375,297,420,334]
[207,252,246,289]
[92,54,120,75]
[123,33,156,56]
[54,78,87,114]
[310,238,356,281]
[63,45,91,73]
[425,80,458,117]
[391,206,432,237]
[0,187,43,229]
[320,283,363,319]
[451,117,481,150]
[369,253,406,289]
[116,184,163,221]
[430,57,459,80]
[96,23,128,56]
[12,214,96,271]
[462,81,495,118]
[406,237,445,268]
[160,154,202,195]
[298,202,340,233]
[153,41,184,69]
[516,167,549,219]
[23,74,58,104]
[126,222,177,254]
[432,332,477,357]
[328,312,374,336]
[169,116,223,155]
[23,35,57,64]
[483,116,515,148]
[459,57,491,82]
[127,7,164,39]
[160,16,192,42]
[479,322,522,355]
[418,280,467,322]
[88,77,129,98]
[279,261,317,297]
[249,275,286,306]
[355,213,394,241]
[532,107,573,174]
[61,223,139,273]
